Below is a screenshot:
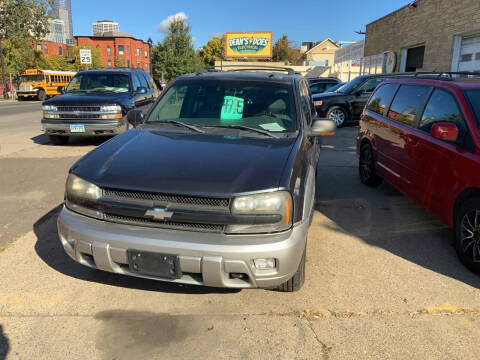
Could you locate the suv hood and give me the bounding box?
[72,129,296,196]
[43,92,129,106]
[312,91,345,100]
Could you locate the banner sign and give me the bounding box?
[225,32,273,59]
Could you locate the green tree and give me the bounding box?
[0,0,52,93]
[152,18,201,82]
[69,46,104,71]
[199,35,225,66]
[114,56,124,68]
[272,35,301,65]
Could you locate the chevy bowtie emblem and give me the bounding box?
[145,208,174,221]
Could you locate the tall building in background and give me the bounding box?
[92,20,119,36]
[52,0,74,45]
[45,19,65,44]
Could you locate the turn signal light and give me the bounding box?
[314,100,323,106]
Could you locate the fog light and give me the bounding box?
[254,258,276,270]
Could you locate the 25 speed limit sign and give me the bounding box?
[79,49,92,64]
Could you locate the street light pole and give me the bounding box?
[147,37,153,75]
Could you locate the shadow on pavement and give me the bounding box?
[315,127,480,290]
[0,324,9,360]
[31,134,112,147]
[33,205,240,295]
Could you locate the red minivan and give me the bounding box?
[357,75,480,273]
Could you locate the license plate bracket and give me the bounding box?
[127,250,182,279]
[70,124,85,133]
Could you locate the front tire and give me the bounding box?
[454,198,480,274]
[49,135,69,145]
[276,247,306,292]
[359,142,382,187]
[327,106,348,127]
[37,89,46,101]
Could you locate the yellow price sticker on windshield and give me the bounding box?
[221,96,244,122]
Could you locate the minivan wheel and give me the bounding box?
[327,106,347,127]
[49,135,69,145]
[359,143,382,187]
[454,198,480,274]
[276,247,306,292]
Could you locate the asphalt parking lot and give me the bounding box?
[0,107,479,359]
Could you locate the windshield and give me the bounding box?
[66,73,130,93]
[20,75,45,83]
[147,80,296,133]
[466,90,480,131]
[337,76,366,94]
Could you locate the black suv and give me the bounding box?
[307,77,342,95]
[312,74,412,127]
[41,69,158,145]
[57,67,336,292]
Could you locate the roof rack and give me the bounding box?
[197,65,296,76]
[413,71,480,80]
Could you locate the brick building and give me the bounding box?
[34,40,70,57]
[75,34,151,71]
[365,0,480,73]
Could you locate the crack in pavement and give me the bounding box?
[303,318,332,360]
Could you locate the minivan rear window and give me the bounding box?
[465,90,480,130]
[388,85,430,126]
[366,83,397,115]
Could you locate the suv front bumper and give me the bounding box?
[57,206,309,289]
[42,118,128,136]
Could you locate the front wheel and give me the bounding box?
[49,135,69,145]
[359,142,382,187]
[327,106,348,127]
[276,247,306,292]
[37,89,46,101]
[454,198,480,274]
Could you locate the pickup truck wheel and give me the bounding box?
[276,247,306,292]
[454,198,480,274]
[49,135,69,145]
[327,106,347,127]
[359,143,382,187]
[37,89,46,101]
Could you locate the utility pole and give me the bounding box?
[0,37,8,99]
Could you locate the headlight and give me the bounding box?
[100,105,122,113]
[42,105,57,111]
[227,191,292,234]
[65,173,103,219]
[43,113,59,119]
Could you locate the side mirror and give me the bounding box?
[127,109,145,127]
[355,89,365,97]
[57,86,65,94]
[310,119,336,137]
[431,122,459,142]
[135,86,147,94]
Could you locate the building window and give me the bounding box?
[127,60,130,68]
[126,45,130,55]
[58,47,63,55]
[144,50,148,58]
[44,44,48,54]
[36,44,42,51]
[137,61,140,68]
[145,63,148,71]
[136,48,140,56]
[118,45,124,55]
[107,46,111,57]
[108,60,112,68]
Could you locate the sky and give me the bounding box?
[71,0,409,48]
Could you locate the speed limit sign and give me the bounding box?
[79,49,92,65]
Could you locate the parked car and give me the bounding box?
[357,74,480,274]
[57,68,336,291]
[324,82,345,93]
[313,74,413,127]
[307,77,342,95]
[41,69,159,145]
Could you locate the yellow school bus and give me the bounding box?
[17,69,76,101]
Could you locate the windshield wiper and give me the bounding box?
[205,125,279,138]
[152,120,205,133]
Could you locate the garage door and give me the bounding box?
[457,35,480,72]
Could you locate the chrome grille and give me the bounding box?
[59,113,100,119]
[104,214,224,233]
[57,106,101,112]
[103,189,230,209]
[19,85,32,92]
